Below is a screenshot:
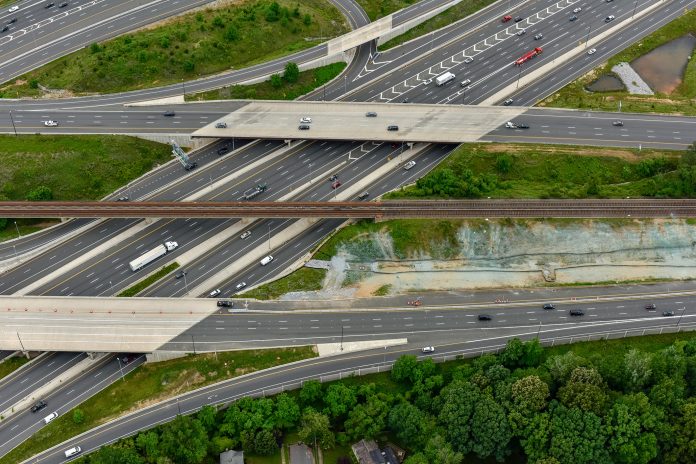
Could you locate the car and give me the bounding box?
[358,191,370,200]
[217,146,229,155]
[209,289,221,298]
[235,282,247,291]
[328,174,338,182]
[240,230,252,239]
[300,117,312,124]
[502,15,512,22]
[58,1,68,7]
[516,123,529,129]
[184,162,198,171]
[8,17,17,23]
[573,7,582,13]
[543,303,555,310]
[43,120,59,126]
[45,1,54,7]
[64,447,82,458]
[116,195,129,201]
[217,300,234,308]
[514,16,523,22]
[423,78,433,85]
[645,303,657,310]
[516,30,526,36]
[215,122,227,128]
[478,314,492,321]
[163,110,175,117]
[569,309,585,316]
[605,15,615,22]
[331,180,341,189]
[387,125,399,131]
[587,48,597,55]
[9,5,18,12]
[612,120,624,126]
[505,121,517,129]
[365,111,377,117]
[1,25,8,33]
[43,412,58,424]
[534,33,543,40]
[421,346,435,353]
[606,0,614,2]
[663,310,675,317]
[404,160,416,171]
[120,354,135,364]
[174,270,187,279]
[298,124,310,130]
[570,15,578,21]
[464,57,473,64]
[503,98,513,106]
[31,400,47,413]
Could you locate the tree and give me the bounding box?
[160,415,209,463]
[283,61,300,83]
[470,393,512,460]
[197,405,217,434]
[423,434,463,464]
[622,349,653,392]
[303,13,311,25]
[89,446,144,464]
[514,411,552,463]
[558,367,608,416]
[224,25,239,41]
[135,431,160,462]
[221,397,274,437]
[438,380,479,453]
[605,394,658,464]
[253,429,278,455]
[388,402,428,448]
[323,384,356,419]
[299,380,323,406]
[403,453,429,464]
[344,394,389,440]
[26,185,53,201]
[545,352,586,384]
[665,400,696,464]
[511,375,550,412]
[270,73,283,88]
[274,393,300,430]
[548,402,610,464]
[298,408,334,449]
[392,355,420,383]
[72,408,85,424]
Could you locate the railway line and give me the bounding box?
[2,199,696,219]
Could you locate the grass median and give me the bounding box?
[0,356,28,381]
[0,346,316,464]
[1,0,348,97]
[118,262,180,297]
[541,9,696,115]
[187,62,346,101]
[355,0,418,21]
[241,267,326,300]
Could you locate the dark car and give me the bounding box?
[569,309,585,316]
[605,15,615,22]
[163,110,176,117]
[328,174,338,182]
[662,310,675,317]
[387,125,399,131]
[217,146,229,156]
[516,123,529,129]
[503,98,514,106]
[184,162,198,171]
[1,25,8,33]
[45,2,55,7]
[31,400,47,413]
[543,303,555,310]
[402,98,409,103]
[174,270,187,279]
[59,1,68,7]
[645,303,657,310]
[478,314,492,321]
[116,196,129,202]
[570,15,578,21]
[8,17,17,23]
[514,16,523,22]
[365,111,377,117]
[217,300,234,308]
[298,124,310,130]
[214,122,227,128]
[612,120,624,126]
[120,354,135,365]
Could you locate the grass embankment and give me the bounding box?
[0,356,28,381]
[355,0,417,21]
[241,267,326,299]
[187,62,346,101]
[542,9,696,115]
[0,135,171,242]
[118,262,180,297]
[0,0,348,97]
[1,347,316,464]
[387,143,695,199]
[380,0,497,50]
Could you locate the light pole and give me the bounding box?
[181,78,186,98]
[677,307,686,328]
[267,223,271,250]
[190,334,196,354]
[516,67,523,89]
[13,244,19,262]
[176,397,182,415]
[116,357,125,382]
[109,280,114,295]
[9,110,17,136]
[631,0,638,18]
[183,270,189,295]
[344,75,347,94]
[584,25,592,50]
[14,221,21,238]
[340,325,344,351]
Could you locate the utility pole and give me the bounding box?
[9,110,17,136]
[14,221,21,238]
[116,357,125,382]
[340,326,344,351]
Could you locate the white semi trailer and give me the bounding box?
[435,72,455,86]
[129,241,178,272]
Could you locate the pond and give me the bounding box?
[631,34,696,94]
[586,74,625,92]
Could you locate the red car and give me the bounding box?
[502,15,512,22]
[331,180,341,189]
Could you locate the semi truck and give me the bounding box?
[435,72,456,86]
[243,183,268,200]
[515,47,543,65]
[129,241,178,272]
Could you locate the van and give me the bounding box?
[260,255,274,266]
[64,446,82,458]
[460,79,471,87]
[43,411,58,424]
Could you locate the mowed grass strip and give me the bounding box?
[0,356,29,381]
[542,9,696,115]
[188,62,346,101]
[1,0,348,96]
[0,347,316,464]
[118,262,180,297]
[355,0,418,21]
[241,267,327,299]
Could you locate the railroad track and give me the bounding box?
[2,200,696,218]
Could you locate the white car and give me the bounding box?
[605,15,615,22]
[9,6,18,12]
[505,121,517,129]
[43,412,58,424]
[209,289,221,298]
[516,30,526,36]
[240,230,252,239]
[43,120,59,127]
[423,78,433,85]
[587,48,597,55]
[464,57,473,64]
[403,160,416,171]
[299,117,312,124]
[573,7,582,13]
[422,346,435,353]
[235,282,247,291]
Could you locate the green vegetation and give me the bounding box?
[53,331,696,464]
[0,355,28,381]
[387,142,696,199]
[543,9,696,115]
[188,62,346,101]
[1,347,316,464]
[355,0,417,21]
[1,0,348,96]
[241,267,326,299]
[118,263,180,297]
[380,0,497,50]
[374,284,392,296]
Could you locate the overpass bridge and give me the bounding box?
[3,200,696,219]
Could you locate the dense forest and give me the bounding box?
[77,335,696,464]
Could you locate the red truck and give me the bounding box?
[515,47,543,66]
